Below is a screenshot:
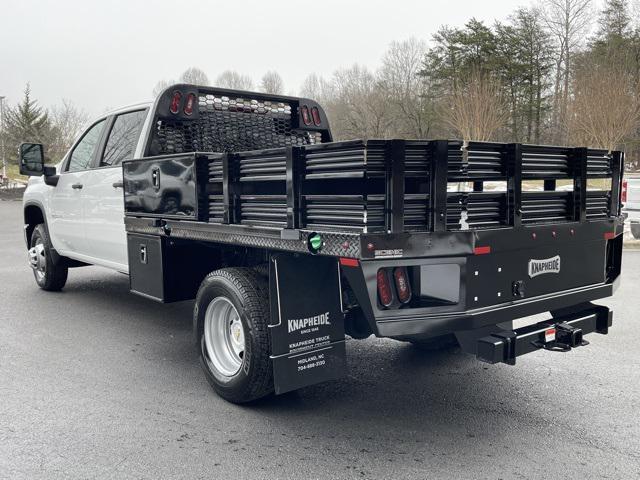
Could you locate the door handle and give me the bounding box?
[71,183,83,189]
[151,167,160,190]
[112,180,124,189]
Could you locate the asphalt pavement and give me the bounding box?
[0,199,638,480]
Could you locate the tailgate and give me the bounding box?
[466,240,605,308]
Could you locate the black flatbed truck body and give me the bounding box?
[121,85,624,394]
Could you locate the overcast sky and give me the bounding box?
[1,0,534,117]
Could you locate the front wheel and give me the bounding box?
[28,224,68,291]
[194,268,273,403]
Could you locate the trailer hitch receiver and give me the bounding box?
[474,305,611,365]
[555,322,584,348]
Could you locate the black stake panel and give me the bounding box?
[268,253,346,395]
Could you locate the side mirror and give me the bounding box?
[19,143,45,176]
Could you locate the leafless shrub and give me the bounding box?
[441,70,508,142]
[568,62,640,151]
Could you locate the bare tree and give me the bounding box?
[542,0,593,142]
[442,70,508,142]
[379,37,435,138]
[179,67,210,85]
[259,71,285,95]
[299,73,334,103]
[152,79,175,97]
[631,0,640,29]
[568,62,640,151]
[330,64,392,140]
[214,70,254,91]
[48,100,89,161]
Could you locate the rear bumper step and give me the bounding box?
[472,304,612,365]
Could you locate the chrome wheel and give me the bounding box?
[28,240,46,282]
[203,297,245,377]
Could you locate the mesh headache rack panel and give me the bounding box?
[149,86,328,156]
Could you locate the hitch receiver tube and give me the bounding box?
[476,305,612,365]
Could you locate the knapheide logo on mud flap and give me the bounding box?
[528,255,561,278]
[288,311,331,333]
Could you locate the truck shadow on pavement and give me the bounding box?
[56,268,553,436]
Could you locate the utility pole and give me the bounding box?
[0,96,5,183]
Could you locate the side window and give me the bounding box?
[101,110,147,167]
[67,120,106,172]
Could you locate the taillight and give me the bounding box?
[169,90,182,114]
[301,105,311,126]
[311,106,321,126]
[184,93,196,116]
[393,267,412,304]
[377,269,394,307]
[621,180,628,203]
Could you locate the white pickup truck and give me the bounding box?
[623,176,640,238]
[19,85,623,403]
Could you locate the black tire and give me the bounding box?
[29,224,68,291]
[194,267,273,403]
[409,334,459,351]
[631,223,640,239]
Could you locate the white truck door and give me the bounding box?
[82,109,148,271]
[48,119,107,257]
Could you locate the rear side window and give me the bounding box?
[101,110,147,167]
[67,120,106,172]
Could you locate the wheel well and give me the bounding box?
[24,204,45,246]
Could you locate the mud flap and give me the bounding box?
[269,253,346,395]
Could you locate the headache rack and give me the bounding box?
[124,86,624,259]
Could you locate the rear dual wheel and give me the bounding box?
[194,268,273,403]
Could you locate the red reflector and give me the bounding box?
[393,267,412,304]
[184,93,196,116]
[377,269,394,307]
[169,90,182,114]
[311,106,321,126]
[621,180,628,203]
[474,246,491,255]
[544,328,556,343]
[301,105,311,126]
[339,257,359,267]
[604,231,616,240]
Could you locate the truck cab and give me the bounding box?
[23,104,151,273]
